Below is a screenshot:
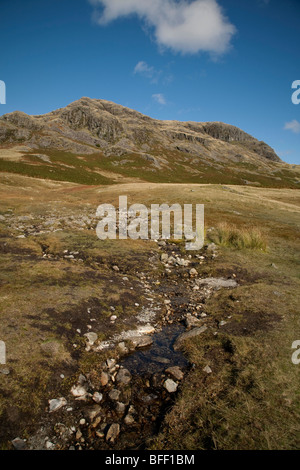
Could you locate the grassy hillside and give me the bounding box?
[0,98,299,188]
[0,175,299,449]
[0,147,299,188]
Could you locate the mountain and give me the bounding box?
[0,97,299,187]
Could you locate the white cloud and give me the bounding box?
[152,93,167,105]
[134,61,161,83]
[89,0,236,55]
[134,61,154,76]
[284,120,300,134]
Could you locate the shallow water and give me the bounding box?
[121,324,189,375]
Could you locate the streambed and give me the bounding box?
[121,324,190,375]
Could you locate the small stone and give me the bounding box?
[83,405,101,422]
[185,313,203,328]
[112,265,120,272]
[92,392,103,403]
[108,389,121,401]
[138,325,155,335]
[100,371,109,387]
[91,416,101,429]
[79,419,86,425]
[116,368,131,385]
[70,385,87,398]
[84,332,98,346]
[106,358,116,369]
[124,414,135,425]
[106,423,120,443]
[163,379,178,393]
[48,397,67,413]
[141,394,158,405]
[128,405,136,414]
[176,258,189,267]
[130,336,153,349]
[110,315,117,322]
[78,374,87,385]
[117,342,128,354]
[165,366,184,381]
[115,402,126,414]
[203,365,212,374]
[167,256,176,265]
[45,441,55,450]
[189,268,198,278]
[11,437,27,450]
[206,242,217,252]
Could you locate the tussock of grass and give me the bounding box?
[207,222,267,251]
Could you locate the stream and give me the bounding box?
[121,324,190,375]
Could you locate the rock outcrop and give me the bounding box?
[0,97,281,163]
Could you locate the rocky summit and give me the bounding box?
[0,97,299,187]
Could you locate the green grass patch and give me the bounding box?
[207,222,268,251]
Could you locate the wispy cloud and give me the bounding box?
[89,0,236,56]
[152,93,167,105]
[133,61,161,83]
[284,120,300,134]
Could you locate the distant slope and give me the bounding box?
[0,97,299,187]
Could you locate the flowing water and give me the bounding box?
[121,324,189,375]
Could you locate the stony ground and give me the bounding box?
[1,178,299,451]
[10,234,234,450]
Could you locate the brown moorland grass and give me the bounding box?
[0,175,299,449]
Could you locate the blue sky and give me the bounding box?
[0,0,299,164]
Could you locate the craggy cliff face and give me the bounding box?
[1,97,298,188]
[0,97,281,162]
